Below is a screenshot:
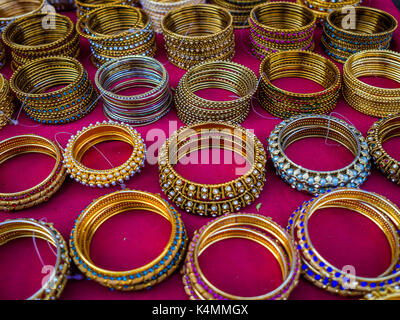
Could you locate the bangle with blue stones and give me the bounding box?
[288,188,400,296]
[76,5,156,68]
[70,189,188,291]
[183,213,300,300]
[323,6,397,63]
[268,114,371,195]
[0,218,70,299]
[364,285,400,300]
[9,56,97,125]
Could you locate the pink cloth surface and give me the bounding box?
[0,0,399,300]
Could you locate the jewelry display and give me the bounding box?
[0,74,14,130]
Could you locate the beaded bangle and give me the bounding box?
[288,188,400,296]
[364,286,400,300]
[0,135,66,212]
[322,7,397,63]
[0,218,70,300]
[158,121,267,217]
[0,74,15,130]
[9,56,97,125]
[268,114,371,195]
[2,13,79,70]
[175,60,258,125]
[343,50,400,117]
[161,4,235,70]
[95,55,172,126]
[63,120,146,188]
[296,0,361,22]
[367,114,400,185]
[183,213,300,300]
[76,5,156,68]
[70,189,188,291]
[140,0,205,33]
[258,50,341,118]
[48,0,76,11]
[75,0,138,18]
[0,0,44,33]
[249,2,316,60]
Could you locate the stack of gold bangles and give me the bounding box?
[140,0,205,33]
[249,2,316,60]
[211,0,270,29]
[70,190,188,291]
[343,50,400,117]
[75,0,138,18]
[95,56,172,125]
[175,60,258,124]
[0,0,44,33]
[367,115,400,185]
[322,7,398,63]
[48,0,76,11]
[77,5,156,68]
[258,51,341,118]
[161,4,235,70]
[0,74,14,130]
[296,0,361,21]
[10,56,97,124]
[0,218,70,300]
[2,13,79,70]
[159,122,267,217]
[288,188,400,296]
[63,121,146,188]
[0,135,66,212]
[183,213,300,300]
[268,114,371,194]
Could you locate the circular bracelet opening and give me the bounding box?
[0,0,44,19]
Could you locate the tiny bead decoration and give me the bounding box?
[63,120,146,188]
[364,286,400,300]
[70,189,188,291]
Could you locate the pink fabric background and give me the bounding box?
[0,0,399,300]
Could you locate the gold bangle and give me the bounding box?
[70,189,188,290]
[158,121,267,217]
[63,120,146,188]
[182,213,300,300]
[0,74,15,130]
[364,286,400,300]
[296,0,361,22]
[75,0,138,17]
[0,134,66,212]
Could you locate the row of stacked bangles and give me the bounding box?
[0,0,399,300]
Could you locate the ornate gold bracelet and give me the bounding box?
[288,188,400,296]
[174,60,258,125]
[0,74,15,130]
[364,286,400,300]
[0,0,44,33]
[268,114,371,195]
[75,0,138,17]
[183,213,300,300]
[158,121,267,217]
[296,0,361,22]
[0,135,66,212]
[367,114,400,185]
[0,218,70,300]
[63,121,146,188]
[70,189,188,290]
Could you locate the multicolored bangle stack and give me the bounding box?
[2,13,79,70]
[70,190,188,291]
[322,7,397,63]
[48,0,76,11]
[10,56,97,124]
[249,2,316,60]
[183,213,300,300]
[95,56,172,126]
[343,50,400,117]
[140,0,205,33]
[161,4,235,70]
[75,0,138,18]
[175,60,258,124]
[268,114,371,195]
[0,218,70,300]
[211,0,270,29]
[63,121,146,188]
[296,0,361,22]
[0,0,44,33]
[158,121,267,217]
[258,51,341,118]
[0,74,14,130]
[367,115,400,185]
[0,134,66,212]
[76,5,156,68]
[288,188,400,296]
